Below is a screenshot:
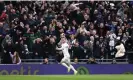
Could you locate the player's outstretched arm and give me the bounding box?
[56,46,63,50]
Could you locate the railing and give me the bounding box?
[0,51,132,64]
[20,51,133,64]
[0,58,130,64]
[21,58,129,64]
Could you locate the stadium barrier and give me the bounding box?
[0,64,133,75]
[0,58,129,64]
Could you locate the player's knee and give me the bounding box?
[61,60,65,63]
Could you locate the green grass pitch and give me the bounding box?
[0,75,133,80]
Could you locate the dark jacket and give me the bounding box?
[32,42,43,57]
[72,45,85,59]
[2,43,15,64]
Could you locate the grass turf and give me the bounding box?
[0,75,133,80]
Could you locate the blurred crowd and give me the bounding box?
[0,1,133,64]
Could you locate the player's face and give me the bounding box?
[61,38,66,43]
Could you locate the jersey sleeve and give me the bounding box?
[56,46,64,50]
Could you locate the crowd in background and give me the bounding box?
[0,1,133,64]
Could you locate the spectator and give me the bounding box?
[1,35,13,48]
[72,41,84,62]
[9,51,21,64]
[0,1,133,64]
[93,40,101,58]
[47,36,56,59]
[83,40,92,59]
[32,38,43,59]
[2,41,15,64]
[108,30,117,58]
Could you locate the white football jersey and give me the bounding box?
[56,42,70,58]
[61,42,70,58]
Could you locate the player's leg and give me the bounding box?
[66,58,77,75]
[60,57,69,69]
[70,64,77,74]
[65,59,71,72]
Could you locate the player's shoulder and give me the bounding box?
[65,42,69,45]
[62,43,68,47]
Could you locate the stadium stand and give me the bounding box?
[0,1,133,64]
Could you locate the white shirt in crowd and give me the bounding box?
[109,33,116,47]
[9,52,21,64]
[115,43,125,58]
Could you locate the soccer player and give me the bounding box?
[56,37,78,75]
